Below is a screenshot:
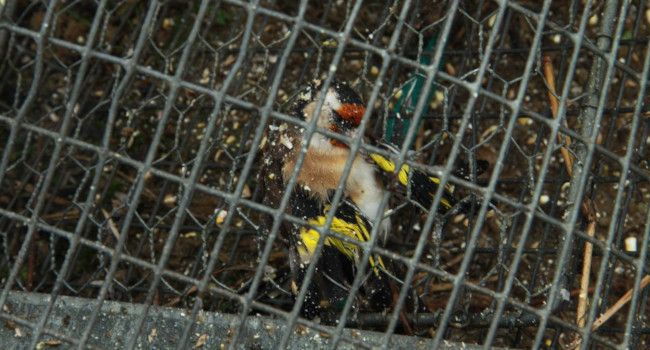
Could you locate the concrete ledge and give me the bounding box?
[1,291,490,349]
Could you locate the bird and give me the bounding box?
[257,79,458,320]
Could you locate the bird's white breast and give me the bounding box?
[282,137,390,237]
[347,157,384,220]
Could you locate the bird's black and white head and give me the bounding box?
[291,80,367,148]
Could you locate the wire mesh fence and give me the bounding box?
[0,0,648,349]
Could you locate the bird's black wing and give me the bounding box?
[291,196,391,320]
[368,149,457,213]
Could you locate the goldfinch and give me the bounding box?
[258,79,456,319]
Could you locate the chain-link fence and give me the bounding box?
[0,0,648,349]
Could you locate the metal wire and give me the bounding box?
[0,0,648,349]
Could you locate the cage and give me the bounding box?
[0,0,649,349]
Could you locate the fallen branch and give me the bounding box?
[591,275,650,330]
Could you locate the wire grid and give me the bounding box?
[0,0,648,348]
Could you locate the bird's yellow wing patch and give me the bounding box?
[298,212,385,275]
[369,152,455,210]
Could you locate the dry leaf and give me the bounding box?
[194,334,208,348]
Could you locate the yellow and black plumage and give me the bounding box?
[368,150,456,212]
[287,186,391,319]
[258,79,457,319]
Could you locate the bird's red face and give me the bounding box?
[329,102,365,148]
[294,80,367,149]
[334,103,365,128]
[328,81,366,131]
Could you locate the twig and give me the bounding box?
[591,275,650,330]
[576,218,596,329]
[102,209,122,241]
[42,208,81,221]
[542,56,574,171]
[542,56,598,331]
[164,285,198,307]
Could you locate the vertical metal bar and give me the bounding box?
[587,0,646,329]
[0,0,17,59]
[478,2,554,347]
[26,0,109,346]
[120,1,212,348]
[380,0,508,347]
[532,0,622,346]
[325,0,418,345]
[0,0,59,315]
[574,0,632,345]
[623,188,650,347]
[246,0,369,347]
[74,2,163,348]
[172,1,266,348]
[0,0,57,187]
[485,1,603,346]
[588,19,650,349]
[220,0,314,347]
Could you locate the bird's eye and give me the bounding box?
[332,110,355,131]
